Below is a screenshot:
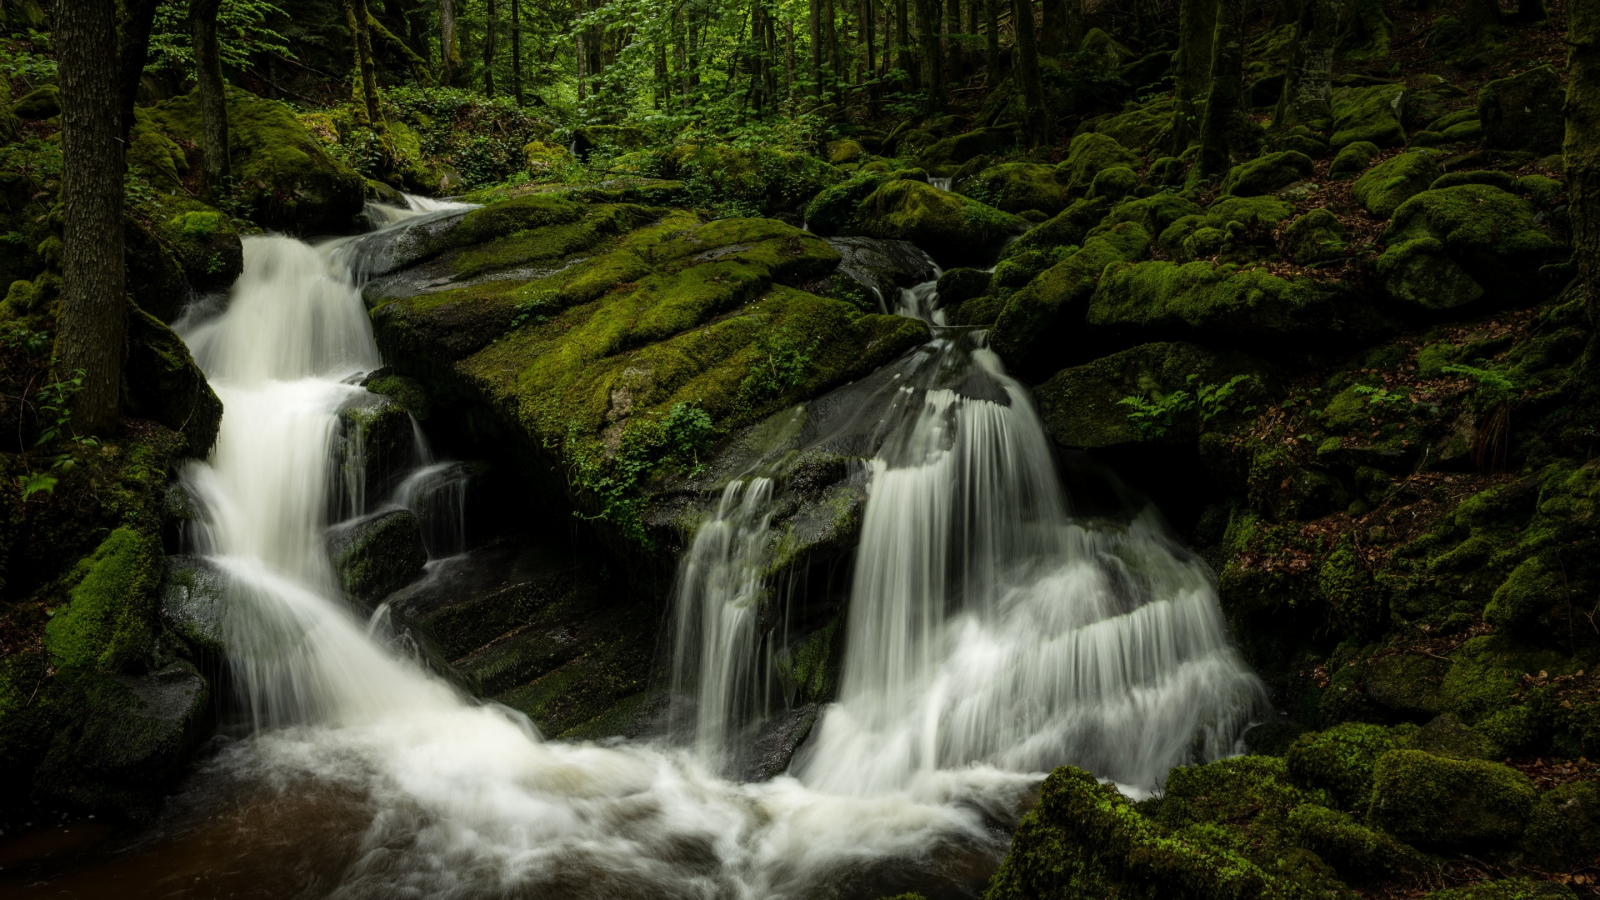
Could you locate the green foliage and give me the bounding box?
[1119,374,1258,439]
[146,0,291,76]
[1441,363,1517,397]
[1351,383,1409,407]
[564,401,716,544]
[385,87,555,189]
[739,329,819,405]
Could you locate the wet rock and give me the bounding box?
[935,267,991,307]
[159,555,229,660]
[337,394,416,511]
[1478,65,1563,156]
[819,236,939,313]
[326,509,427,606]
[735,704,820,781]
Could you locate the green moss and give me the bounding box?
[1383,184,1560,282]
[805,171,888,235]
[1483,554,1561,628]
[1351,152,1443,219]
[1086,165,1140,202]
[1222,151,1316,197]
[1330,84,1407,149]
[1517,174,1563,205]
[1431,169,1516,192]
[1286,722,1402,810]
[44,528,163,672]
[957,162,1068,214]
[1422,879,1577,900]
[1283,209,1347,265]
[1286,804,1422,878]
[1367,749,1536,846]
[658,144,844,215]
[999,196,1111,261]
[1376,237,1484,311]
[855,178,1027,266]
[1088,260,1366,339]
[1102,193,1203,238]
[1056,132,1142,198]
[990,223,1150,370]
[1329,141,1382,178]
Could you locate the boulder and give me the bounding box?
[956,162,1067,214]
[656,145,844,215]
[1285,722,1401,809]
[1329,140,1381,178]
[1330,83,1407,149]
[817,235,939,312]
[1057,132,1142,197]
[854,178,1028,266]
[1283,208,1347,265]
[524,139,574,180]
[917,126,1018,169]
[1367,749,1537,847]
[1155,195,1296,263]
[160,555,229,660]
[124,215,191,323]
[337,395,416,512]
[325,508,428,606]
[1000,196,1111,261]
[1478,66,1563,156]
[935,267,991,307]
[124,308,224,458]
[803,172,888,235]
[1222,150,1316,197]
[1086,165,1140,202]
[10,83,58,120]
[1431,169,1515,192]
[1350,151,1442,219]
[1379,184,1562,302]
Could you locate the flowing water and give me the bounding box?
[4,198,1266,898]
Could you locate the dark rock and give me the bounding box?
[1368,749,1537,846]
[325,509,427,606]
[123,308,224,458]
[820,236,940,313]
[736,703,820,781]
[936,267,992,307]
[10,84,58,120]
[1478,65,1564,156]
[159,555,229,660]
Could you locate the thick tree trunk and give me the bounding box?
[825,0,841,97]
[785,17,795,96]
[810,0,824,97]
[367,10,432,84]
[189,0,229,197]
[1167,0,1216,155]
[440,0,459,86]
[117,0,160,147]
[56,0,127,436]
[946,0,963,80]
[897,0,916,90]
[1040,0,1064,57]
[345,0,385,128]
[863,0,879,110]
[1012,0,1049,144]
[1198,0,1246,177]
[1568,0,1600,321]
[482,0,496,96]
[1064,0,1082,48]
[1274,0,1336,128]
[984,0,1002,86]
[512,0,523,102]
[919,0,943,110]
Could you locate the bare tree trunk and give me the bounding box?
[946,0,962,81]
[1567,0,1600,321]
[1198,0,1246,177]
[863,0,879,110]
[512,0,524,102]
[189,0,229,198]
[483,0,497,96]
[825,0,841,99]
[440,0,459,85]
[919,0,943,110]
[1274,0,1336,128]
[1012,0,1048,143]
[117,0,160,147]
[1040,0,1064,56]
[810,0,824,98]
[984,0,1001,86]
[1064,0,1082,47]
[56,0,126,436]
[785,16,795,97]
[1167,0,1216,155]
[897,0,916,90]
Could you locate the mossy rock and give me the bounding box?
[935,267,991,306]
[325,509,427,606]
[10,84,57,120]
[917,127,1017,168]
[957,162,1068,214]
[1222,150,1316,197]
[1351,152,1442,219]
[658,144,844,215]
[1380,184,1561,299]
[1093,96,1173,153]
[1478,66,1563,156]
[1367,749,1537,847]
[1283,209,1347,266]
[124,308,223,458]
[1101,192,1203,238]
[826,139,865,165]
[159,555,229,661]
[44,528,164,673]
[1057,132,1142,198]
[1330,84,1407,149]
[803,172,887,235]
[1033,341,1264,448]
[524,140,574,180]
[854,178,1027,266]
[1422,880,1577,900]
[1375,236,1484,311]
[124,215,191,323]
[1155,195,1296,263]
[1285,722,1402,810]
[139,88,365,233]
[999,196,1112,261]
[1431,169,1516,192]
[1517,174,1563,206]
[990,223,1150,374]
[1329,141,1381,178]
[992,247,1069,292]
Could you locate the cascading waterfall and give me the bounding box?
[162,202,1035,899]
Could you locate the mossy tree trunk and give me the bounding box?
[189,0,229,198]
[809,0,824,98]
[919,0,944,111]
[1197,0,1246,177]
[56,0,126,436]
[1273,0,1337,129]
[898,0,918,91]
[367,9,432,85]
[1567,0,1600,322]
[1167,0,1216,155]
[116,0,160,147]
[344,0,385,131]
[482,0,497,96]
[825,0,841,98]
[511,0,523,102]
[440,0,460,86]
[984,0,1002,86]
[1012,0,1050,145]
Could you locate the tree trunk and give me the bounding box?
[984,0,1002,86]
[946,0,963,80]
[56,0,126,436]
[897,0,916,90]
[189,0,229,197]
[367,10,432,84]
[1273,0,1336,128]
[1040,0,1064,57]
[345,0,385,128]
[1167,0,1216,155]
[1519,0,1548,23]
[810,0,824,98]
[785,16,795,97]
[512,0,523,103]
[116,0,160,148]
[862,0,879,110]
[440,0,459,85]
[1567,0,1600,321]
[825,0,841,98]
[1198,0,1246,177]
[483,0,497,96]
[1064,0,1082,47]
[919,0,943,110]
[1012,0,1049,144]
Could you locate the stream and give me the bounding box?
[0,196,1266,899]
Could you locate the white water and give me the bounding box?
[170,208,1038,898]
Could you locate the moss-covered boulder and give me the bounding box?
[1285,722,1401,810]
[1283,209,1347,265]
[1478,66,1563,156]
[1379,184,1562,304]
[935,267,991,307]
[1034,341,1267,448]
[957,162,1067,214]
[124,308,224,458]
[854,178,1027,266]
[990,223,1150,374]
[10,83,58,120]
[803,171,888,235]
[1222,150,1316,197]
[917,126,1018,170]
[139,88,364,233]
[1057,132,1142,198]
[325,508,427,606]
[1432,169,1517,192]
[657,144,843,215]
[1330,84,1407,149]
[524,139,574,180]
[999,196,1112,261]
[1087,166,1140,202]
[1329,141,1381,178]
[1155,195,1296,264]
[1367,750,1537,847]
[1351,151,1442,219]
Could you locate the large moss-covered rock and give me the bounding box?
[1368,750,1537,847]
[1034,342,1265,448]
[1379,184,1562,303]
[803,171,888,235]
[1222,150,1315,197]
[957,162,1067,214]
[1478,66,1563,156]
[1283,209,1347,265]
[1057,132,1142,197]
[1351,152,1442,219]
[325,508,428,606]
[854,178,1027,266]
[124,309,223,458]
[44,528,164,673]
[998,196,1111,261]
[139,88,365,233]
[917,126,1018,170]
[1330,84,1407,149]
[1285,722,1401,810]
[1329,141,1381,178]
[656,144,843,215]
[1155,195,1296,263]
